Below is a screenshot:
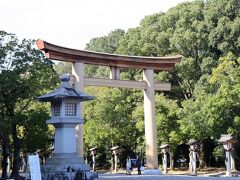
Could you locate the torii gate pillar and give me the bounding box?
[143,69,161,174]
[72,62,84,156]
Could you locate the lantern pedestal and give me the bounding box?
[89,147,97,171]
[225,151,231,176]
[218,134,237,177]
[44,152,89,172]
[160,144,169,175]
[41,121,94,178]
[163,153,167,174]
[111,146,119,173]
[187,139,199,175]
[44,118,90,172]
[192,151,197,175]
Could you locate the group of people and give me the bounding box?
[126,155,142,175]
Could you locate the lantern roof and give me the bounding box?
[160,144,169,149]
[187,139,197,145]
[89,147,97,151]
[111,146,119,151]
[218,134,236,143]
[38,74,94,102]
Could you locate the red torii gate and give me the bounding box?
[37,39,181,174]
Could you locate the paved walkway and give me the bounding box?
[98,174,239,180]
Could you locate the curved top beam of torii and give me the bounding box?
[36,39,181,70]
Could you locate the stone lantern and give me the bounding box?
[218,134,237,176]
[160,144,169,174]
[89,147,97,171]
[111,146,119,173]
[38,74,94,173]
[187,139,199,175]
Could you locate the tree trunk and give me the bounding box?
[10,122,21,178]
[1,135,9,179]
[199,142,206,169]
[169,152,174,170]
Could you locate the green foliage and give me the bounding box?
[19,104,54,153]
[206,0,240,56]
[84,29,125,78]
[208,53,240,135]
[86,29,125,54]
[84,87,143,167]
[213,145,224,160]
[54,62,72,75]
[74,0,240,169]
[0,30,58,176]
[84,87,141,148]
[155,94,181,152]
[179,96,212,141]
[116,28,142,56]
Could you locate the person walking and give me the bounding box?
[136,155,141,175]
[126,156,132,175]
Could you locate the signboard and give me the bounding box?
[28,154,41,180]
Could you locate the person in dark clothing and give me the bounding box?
[136,155,141,175]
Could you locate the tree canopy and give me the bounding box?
[0,31,58,178]
[82,0,240,169]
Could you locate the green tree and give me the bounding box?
[208,53,240,136]
[54,62,72,75]
[0,31,57,178]
[205,0,240,57]
[86,29,125,54]
[83,0,240,170]
[85,29,125,79]
[155,94,181,169]
[84,87,142,167]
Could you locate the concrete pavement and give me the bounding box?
[98,174,239,180]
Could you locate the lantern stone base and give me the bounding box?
[41,153,98,179]
[41,171,98,180]
[143,169,162,175]
[43,153,89,172]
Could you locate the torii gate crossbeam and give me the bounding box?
[37,39,181,174]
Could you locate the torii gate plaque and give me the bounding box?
[37,39,181,174]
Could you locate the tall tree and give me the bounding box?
[0,31,58,178]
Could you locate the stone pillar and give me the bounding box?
[54,124,77,154]
[72,62,84,156]
[189,150,193,173]
[7,157,10,173]
[92,154,95,171]
[192,151,197,175]
[110,66,120,79]
[114,154,118,173]
[143,69,161,174]
[225,151,231,176]
[230,150,235,171]
[163,153,167,174]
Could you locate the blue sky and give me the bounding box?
[1,0,190,49]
